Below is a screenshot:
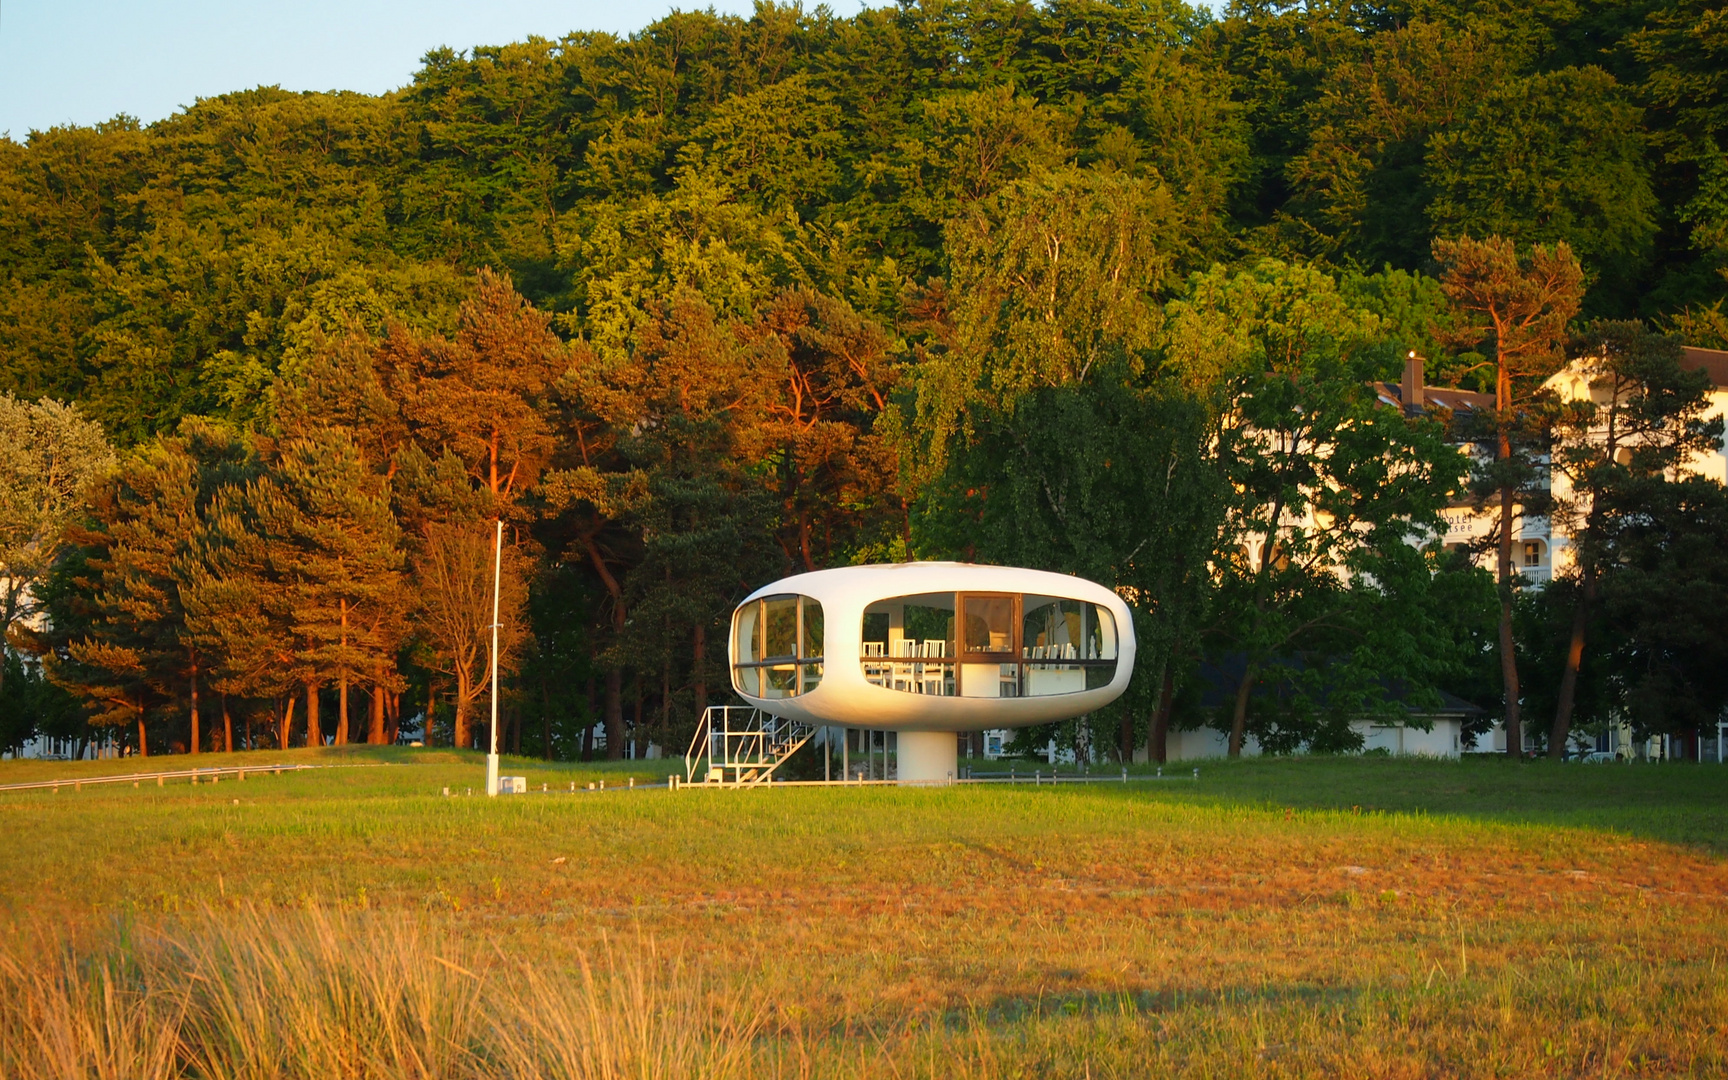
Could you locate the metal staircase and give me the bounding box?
[684,705,815,787]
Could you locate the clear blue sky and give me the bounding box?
[0,0,784,139]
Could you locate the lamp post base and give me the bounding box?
[897,730,958,784]
[486,753,499,797]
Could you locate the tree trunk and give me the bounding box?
[306,684,322,748]
[335,601,350,746]
[1549,568,1596,760]
[137,714,148,758]
[1119,703,1134,763]
[693,623,707,725]
[189,663,201,756]
[454,671,472,750]
[541,678,552,762]
[583,676,596,761]
[335,678,349,746]
[279,695,296,751]
[368,678,387,745]
[1496,481,1522,758]
[222,694,233,753]
[1148,664,1173,765]
[1491,343,1524,761]
[632,678,644,759]
[387,689,399,745]
[586,542,628,761]
[1229,661,1255,758]
[604,667,624,760]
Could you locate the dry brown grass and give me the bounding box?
[0,907,765,1080]
[0,936,182,1080]
[8,906,1722,1079]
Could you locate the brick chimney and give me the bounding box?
[1401,351,1425,410]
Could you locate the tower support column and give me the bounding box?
[897,730,958,784]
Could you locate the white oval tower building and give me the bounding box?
[729,562,1136,783]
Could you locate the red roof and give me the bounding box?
[1682,347,1728,389]
[1370,381,1494,415]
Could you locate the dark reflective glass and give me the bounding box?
[963,595,1015,655]
[735,603,760,663]
[802,602,824,659]
[764,597,799,659]
[732,595,823,697]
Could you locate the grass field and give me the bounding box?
[2,747,1725,1078]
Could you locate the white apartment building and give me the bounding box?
[1381,346,1728,586]
[1159,346,1728,762]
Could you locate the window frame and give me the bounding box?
[959,592,1021,664]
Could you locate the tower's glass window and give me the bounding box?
[861,592,1117,697]
[1021,596,1117,692]
[732,594,823,698]
[860,592,956,696]
[962,595,1016,656]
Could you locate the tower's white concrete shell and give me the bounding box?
[729,562,1135,779]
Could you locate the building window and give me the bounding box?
[1523,541,1545,567]
[860,592,1117,697]
[860,592,956,696]
[732,594,823,698]
[1022,596,1117,693]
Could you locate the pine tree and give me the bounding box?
[252,431,406,746]
[185,428,406,748]
[277,334,414,741]
[1546,322,1724,756]
[382,270,567,506]
[183,468,302,748]
[56,437,200,753]
[375,270,564,749]
[271,431,408,746]
[1434,235,1584,757]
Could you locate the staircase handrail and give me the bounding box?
[684,709,712,783]
[683,705,814,787]
[685,703,760,784]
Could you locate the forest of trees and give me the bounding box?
[1,0,1725,761]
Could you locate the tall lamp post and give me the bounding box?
[485,518,503,797]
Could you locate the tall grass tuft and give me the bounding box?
[0,937,184,1080]
[484,944,766,1080]
[166,905,486,1080]
[0,908,764,1080]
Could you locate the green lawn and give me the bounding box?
[2,749,1725,1078]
